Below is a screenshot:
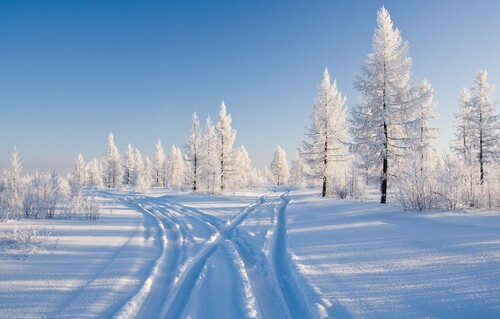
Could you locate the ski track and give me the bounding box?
[103,190,324,319]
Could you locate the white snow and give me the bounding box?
[0,189,499,318]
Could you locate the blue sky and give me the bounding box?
[1,0,499,173]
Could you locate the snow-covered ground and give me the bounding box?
[0,189,499,318]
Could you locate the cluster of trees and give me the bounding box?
[1,7,497,217]
[293,7,498,209]
[68,102,269,196]
[0,148,101,220]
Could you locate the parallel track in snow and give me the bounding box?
[104,190,317,319]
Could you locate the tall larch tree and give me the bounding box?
[104,132,122,188]
[302,68,349,197]
[186,112,201,192]
[154,139,165,187]
[469,70,499,184]
[351,7,427,204]
[216,101,236,192]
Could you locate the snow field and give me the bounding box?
[0,197,158,319]
[286,192,500,318]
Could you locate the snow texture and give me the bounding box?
[0,189,499,318]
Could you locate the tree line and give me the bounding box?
[0,7,498,219]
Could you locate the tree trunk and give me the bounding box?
[322,139,327,197]
[193,154,197,192]
[479,108,484,185]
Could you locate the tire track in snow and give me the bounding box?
[175,194,292,318]
[160,196,265,319]
[271,194,309,318]
[110,195,183,319]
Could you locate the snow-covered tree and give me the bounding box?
[123,144,135,187]
[216,101,237,192]
[201,116,220,193]
[166,145,185,189]
[270,146,290,186]
[104,132,122,188]
[4,147,23,212]
[86,158,103,188]
[451,71,499,207]
[132,149,148,192]
[289,152,308,188]
[451,88,478,206]
[185,112,202,192]
[144,156,153,190]
[351,7,429,204]
[469,70,499,184]
[395,80,440,210]
[233,146,252,189]
[154,139,165,187]
[301,68,349,197]
[72,153,86,194]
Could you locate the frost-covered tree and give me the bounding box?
[451,88,478,206]
[167,145,185,189]
[144,156,153,190]
[452,88,474,161]
[290,152,308,188]
[104,132,122,188]
[201,116,220,193]
[133,149,148,192]
[154,139,165,187]
[302,68,349,197]
[123,144,135,187]
[395,80,440,210]
[469,70,499,184]
[86,158,103,188]
[233,146,252,189]
[216,101,237,192]
[451,71,499,207]
[351,7,429,204]
[72,153,86,194]
[185,112,202,192]
[270,146,290,186]
[4,147,23,212]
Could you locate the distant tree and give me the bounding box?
[167,145,185,189]
[270,146,290,186]
[201,116,220,193]
[154,139,165,187]
[104,132,122,188]
[86,158,103,188]
[301,68,349,197]
[185,112,202,192]
[351,7,429,204]
[123,144,135,187]
[144,156,153,190]
[233,146,252,189]
[216,101,236,192]
[6,147,23,212]
[290,152,307,188]
[133,149,148,192]
[72,153,86,193]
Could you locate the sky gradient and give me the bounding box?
[1,0,499,174]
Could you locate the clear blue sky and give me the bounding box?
[1,0,499,174]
